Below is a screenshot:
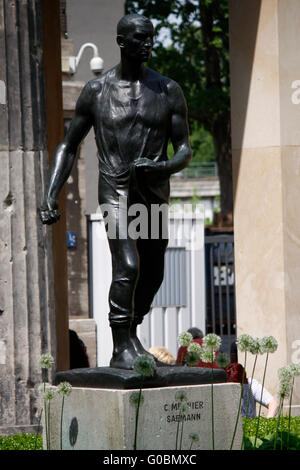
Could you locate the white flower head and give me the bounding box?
[189,433,199,443]
[249,337,263,355]
[236,334,254,353]
[215,352,230,369]
[39,353,54,369]
[178,331,193,347]
[278,366,293,385]
[133,354,156,377]
[180,402,188,414]
[130,391,144,407]
[186,346,203,366]
[175,390,187,402]
[277,380,292,400]
[288,363,300,377]
[187,342,202,355]
[260,336,278,354]
[203,333,221,352]
[57,381,72,396]
[201,349,216,363]
[38,383,57,401]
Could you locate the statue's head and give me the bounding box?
[116,14,154,63]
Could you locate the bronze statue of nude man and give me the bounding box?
[40,14,192,369]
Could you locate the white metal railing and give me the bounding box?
[172,162,218,179]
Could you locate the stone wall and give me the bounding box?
[0,0,56,432]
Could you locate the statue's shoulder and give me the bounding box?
[146,68,182,94]
[85,67,117,94]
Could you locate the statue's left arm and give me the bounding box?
[134,80,192,176]
[164,80,193,174]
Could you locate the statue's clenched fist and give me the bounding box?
[39,199,60,225]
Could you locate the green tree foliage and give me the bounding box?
[125,0,232,220]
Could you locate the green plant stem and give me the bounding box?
[175,417,180,450]
[34,408,43,451]
[254,352,269,448]
[287,377,294,450]
[179,348,185,366]
[241,354,258,449]
[211,353,215,450]
[44,399,49,450]
[179,414,185,450]
[48,401,51,451]
[133,384,143,451]
[274,397,283,450]
[230,351,247,450]
[60,395,65,450]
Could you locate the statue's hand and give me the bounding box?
[134,158,170,178]
[39,198,60,225]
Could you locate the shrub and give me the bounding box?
[0,433,42,450]
[243,417,300,450]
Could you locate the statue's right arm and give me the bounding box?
[40,82,94,225]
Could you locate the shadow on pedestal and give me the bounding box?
[55,366,227,390]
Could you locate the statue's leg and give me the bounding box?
[106,232,142,369]
[98,170,140,369]
[130,238,168,357]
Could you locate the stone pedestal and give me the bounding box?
[44,383,242,450]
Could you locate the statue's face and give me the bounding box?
[118,21,154,63]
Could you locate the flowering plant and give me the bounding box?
[177,332,193,347]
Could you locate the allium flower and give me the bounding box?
[215,352,230,369]
[277,380,292,399]
[186,343,203,366]
[201,349,216,363]
[133,354,156,377]
[180,402,188,414]
[39,353,54,369]
[177,331,193,347]
[278,366,293,384]
[248,337,263,355]
[57,381,72,396]
[187,342,203,355]
[175,390,187,402]
[130,391,144,407]
[236,334,254,353]
[186,351,201,366]
[288,363,300,377]
[38,383,56,401]
[203,333,221,352]
[260,336,278,354]
[189,433,199,443]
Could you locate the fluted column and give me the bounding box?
[0,0,56,432]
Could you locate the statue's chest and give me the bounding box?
[97,82,169,129]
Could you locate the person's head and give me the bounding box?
[187,327,204,340]
[225,362,248,385]
[148,346,175,365]
[116,14,154,63]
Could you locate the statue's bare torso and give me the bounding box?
[84,67,175,176]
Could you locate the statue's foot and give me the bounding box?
[109,345,140,370]
[130,334,174,367]
[130,333,153,357]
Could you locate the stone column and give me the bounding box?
[229,0,300,411]
[0,0,56,432]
